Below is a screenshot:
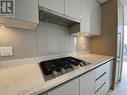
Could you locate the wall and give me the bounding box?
[90,0,117,56]
[0,21,90,61]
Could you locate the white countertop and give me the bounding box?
[0,53,114,95]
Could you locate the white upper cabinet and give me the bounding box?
[65,0,81,21]
[39,0,81,21]
[38,0,101,35]
[39,0,64,14]
[80,0,92,33]
[15,0,38,24]
[0,0,38,30]
[90,2,101,35]
[80,0,101,36]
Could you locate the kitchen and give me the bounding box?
[0,0,124,95]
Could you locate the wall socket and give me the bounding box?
[0,47,13,57]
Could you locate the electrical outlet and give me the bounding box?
[0,47,13,57]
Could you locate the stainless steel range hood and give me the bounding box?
[39,7,79,27]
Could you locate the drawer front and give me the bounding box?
[95,73,106,92]
[96,63,107,79]
[95,82,107,95]
[105,81,110,93]
[48,77,79,95]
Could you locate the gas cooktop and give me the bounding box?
[39,57,91,81]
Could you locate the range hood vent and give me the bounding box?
[39,8,79,27]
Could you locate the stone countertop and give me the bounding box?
[0,53,114,95]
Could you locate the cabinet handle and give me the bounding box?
[95,72,106,81]
[95,82,106,93]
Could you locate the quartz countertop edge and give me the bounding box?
[31,54,114,95]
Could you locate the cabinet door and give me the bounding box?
[47,78,79,95]
[90,3,101,35]
[65,0,81,20]
[80,0,93,33]
[106,60,113,90]
[39,0,64,14]
[80,70,95,95]
[15,0,38,23]
[0,0,38,29]
[95,82,107,95]
[80,0,101,35]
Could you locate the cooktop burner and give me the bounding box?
[39,57,90,81]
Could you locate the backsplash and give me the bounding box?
[0,21,90,61]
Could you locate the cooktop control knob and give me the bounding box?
[80,62,85,67]
[52,70,58,77]
[61,68,66,74]
[77,64,82,68]
[72,65,76,70]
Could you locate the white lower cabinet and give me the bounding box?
[95,72,107,95]
[95,63,107,79]
[47,78,79,95]
[80,70,96,95]
[95,73,107,92]
[95,82,107,95]
[106,60,113,91]
[95,60,113,95]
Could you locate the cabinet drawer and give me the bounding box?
[95,82,107,95]
[95,73,106,92]
[96,63,107,79]
[47,78,79,95]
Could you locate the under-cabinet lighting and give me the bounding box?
[0,25,5,29]
[85,34,89,36]
[80,16,83,18]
